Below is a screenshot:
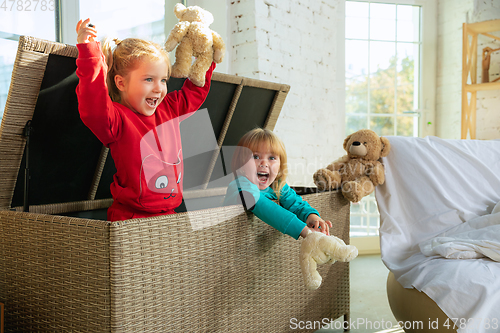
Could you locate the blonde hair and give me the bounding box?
[101,37,171,102]
[232,128,288,199]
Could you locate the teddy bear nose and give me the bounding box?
[352,141,361,146]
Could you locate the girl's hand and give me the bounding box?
[300,226,315,239]
[306,214,332,236]
[76,18,97,44]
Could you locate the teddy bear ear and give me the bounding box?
[343,134,353,151]
[174,3,187,18]
[193,6,214,25]
[379,137,391,157]
[201,8,214,25]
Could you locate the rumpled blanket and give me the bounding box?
[419,201,500,261]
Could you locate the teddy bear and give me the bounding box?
[313,129,391,203]
[300,231,358,290]
[164,3,226,87]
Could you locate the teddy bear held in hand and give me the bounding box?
[165,3,226,87]
[300,231,358,290]
[313,129,391,203]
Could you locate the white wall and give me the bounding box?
[228,0,346,186]
[473,1,500,140]
[436,0,500,139]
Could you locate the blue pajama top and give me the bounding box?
[223,176,320,239]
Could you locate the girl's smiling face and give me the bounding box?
[242,143,281,190]
[115,59,168,116]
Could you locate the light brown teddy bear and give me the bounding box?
[165,3,226,87]
[300,231,358,290]
[313,129,391,203]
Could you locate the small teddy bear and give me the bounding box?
[165,3,226,87]
[313,129,391,203]
[300,231,358,290]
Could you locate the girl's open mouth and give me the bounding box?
[257,172,269,184]
[146,98,158,108]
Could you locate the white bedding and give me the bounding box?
[419,201,500,261]
[376,136,500,333]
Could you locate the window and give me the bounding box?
[0,5,56,120]
[346,0,421,138]
[79,0,166,44]
[345,0,436,244]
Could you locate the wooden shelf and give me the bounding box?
[464,81,500,92]
[467,20,500,35]
[461,19,500,139]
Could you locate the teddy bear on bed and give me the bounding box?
[313,129,391,203]
[165,3,226,87]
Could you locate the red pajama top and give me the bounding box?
[76,41,215,221]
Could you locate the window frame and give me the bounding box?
[58,0,80,44]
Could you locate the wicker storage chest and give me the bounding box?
[0,37,351,332]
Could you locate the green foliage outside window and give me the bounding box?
[346,55,417,137]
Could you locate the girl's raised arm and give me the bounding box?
[76,18,97,44]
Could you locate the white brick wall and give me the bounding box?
[475,0,500,139]
[436,0,500,139]
[229,0,345,186]
[436,0,472,139]
[229,0,259,77]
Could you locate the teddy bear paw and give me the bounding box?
[343,191,360,203]
[214,49,224,63]
[305,275,323,291]
[313,169,340,191]
[165,39,178,52]
[338,245,358,262]
[171,64,189,79]
[188,73,205,87]
[341,181,363,203]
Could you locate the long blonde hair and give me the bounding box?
[231,128,288,199]
[101,37,171,102]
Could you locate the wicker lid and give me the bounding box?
[0,36,290,211]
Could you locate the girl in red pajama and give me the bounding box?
[75,18,216,221]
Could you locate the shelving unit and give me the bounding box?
[461,19,500,139]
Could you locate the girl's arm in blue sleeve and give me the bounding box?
[224,177,307,239]
[279,184,320,222]
[251,197,307,239]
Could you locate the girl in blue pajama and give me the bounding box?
[223,128,332,239]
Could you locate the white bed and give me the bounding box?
[376,136,500,333]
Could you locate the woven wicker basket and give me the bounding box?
[0,37,351,332]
